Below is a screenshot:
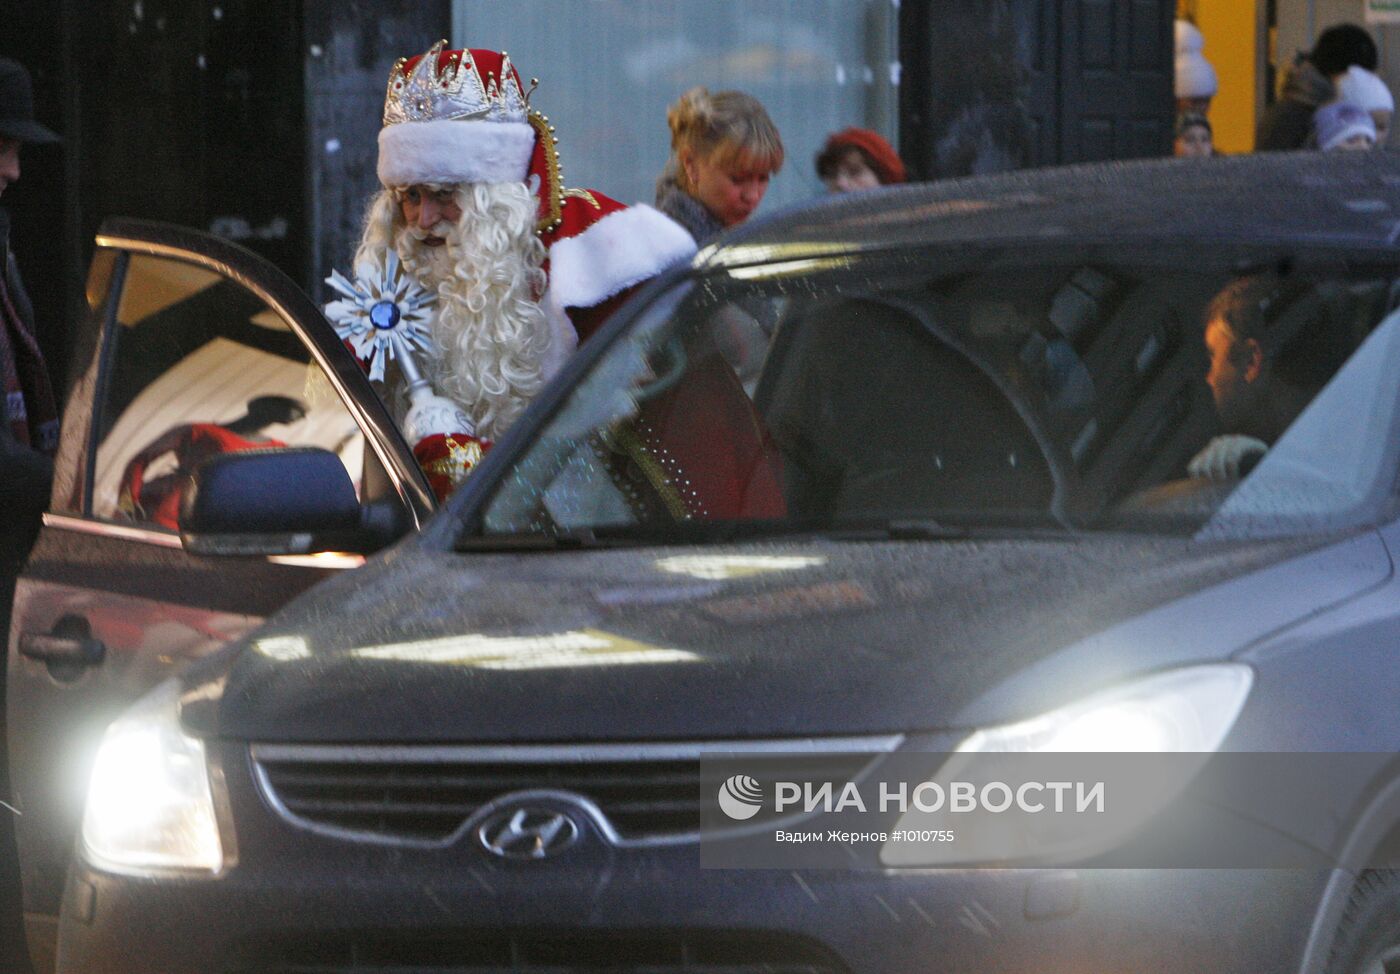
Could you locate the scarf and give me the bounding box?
[654,172,725,245]
[0,263,58,454]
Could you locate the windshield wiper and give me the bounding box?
[454,527,628,551]
[821,518,970,541]
[456,518,973,551]
[454,514,1082,552]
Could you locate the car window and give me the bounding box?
[474,248,1398,542]
[90,251,367,531]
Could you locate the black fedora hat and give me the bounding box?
[0,57,59,144]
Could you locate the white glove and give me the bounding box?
[1187,434,1268,482]
[402,385,475,442]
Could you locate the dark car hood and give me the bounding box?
[195,531,1386,743]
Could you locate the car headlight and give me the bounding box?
[882,664,1253,867]
[80,679,227,875]
[955,663,1254,754]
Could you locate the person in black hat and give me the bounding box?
[0,55,60,516]
[0,54,59,974]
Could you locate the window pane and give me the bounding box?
[480,252,1394,540]
[92,253,365,529]
[84,247,118,312]
[452,0,898,211]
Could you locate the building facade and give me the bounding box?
[1,0,1177,401]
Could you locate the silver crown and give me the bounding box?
[382,40,529,127]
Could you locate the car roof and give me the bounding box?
[698,151,1400,268]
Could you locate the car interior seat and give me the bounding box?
[1043,271,1221,518]
[756,297,1052,523]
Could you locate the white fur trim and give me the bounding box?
[547,204,696,310]
[378,119,535,187]
[539,286,579,381]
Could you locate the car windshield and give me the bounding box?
[470,244,1400,544]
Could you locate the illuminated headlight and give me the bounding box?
[882,665,1253,867]
[956,664,1254,755]
[80,679,226,875]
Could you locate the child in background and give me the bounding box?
[1258,23,1378,151]
[1336,65,1394,146]
[1174,112,1214,158]
[815,127,906,192]
[1314,100,1378,151]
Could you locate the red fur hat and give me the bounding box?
[817,127,906,185]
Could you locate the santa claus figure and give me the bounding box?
[334,41,696,500]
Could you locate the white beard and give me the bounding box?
[390,213,552,442]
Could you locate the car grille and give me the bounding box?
[233,932,846,974]
[251,740,895,846]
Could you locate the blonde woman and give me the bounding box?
[655,86,784,242]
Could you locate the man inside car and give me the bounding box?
[1188,274,1354,482]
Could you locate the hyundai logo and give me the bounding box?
[477,805,582,860]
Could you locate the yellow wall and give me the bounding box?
[1187,1,1265,152]
[1189,1,1261,154]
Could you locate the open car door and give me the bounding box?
[4,218,432,971]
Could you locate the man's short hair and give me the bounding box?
[1205,276,1273,347]
[1206,275,1357,391]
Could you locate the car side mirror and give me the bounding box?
[179,448,407,556]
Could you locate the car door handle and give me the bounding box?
[19,616,106,667]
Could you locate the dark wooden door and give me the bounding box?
[1058,0,1175,163]
[1013,0,1060,167]
[900,0,1174,176]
